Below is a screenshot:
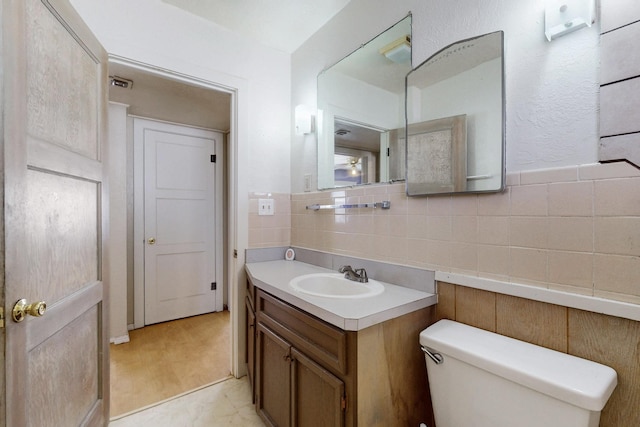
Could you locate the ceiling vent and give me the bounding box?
[109,75,134,89]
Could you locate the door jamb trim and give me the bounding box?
[109,55,248,379]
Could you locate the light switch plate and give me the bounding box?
[304,174,312,192]
[258,198,274,216]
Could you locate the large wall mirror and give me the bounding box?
[317,15,412,189]
[406,31,505,196]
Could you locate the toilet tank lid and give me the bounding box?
[419,320,618,411]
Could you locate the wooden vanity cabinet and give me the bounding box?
[291,347,345,427]
[256,323,346,427]
[245,296,256,400]
[246,279,256,401]
[256,323,292,426]
[251,285,435,427]
[256,290,349,426]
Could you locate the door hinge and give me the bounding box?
[387,147,390,157]
[211,282,217,291]
[233,249,238,259]
[0,307,4,328]
[341,394,347,410]
[210,154,216,163]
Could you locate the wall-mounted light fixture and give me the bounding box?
[379,35,411,64]
[544,0,595,41]
[295,104,313,135]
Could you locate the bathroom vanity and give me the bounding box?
[245,260,437,427]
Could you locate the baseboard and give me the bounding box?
[110,333,131,345]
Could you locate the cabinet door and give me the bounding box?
[246,296,256,402]
[292,348,345,427]
[257,323,292,427]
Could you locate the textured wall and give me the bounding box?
[291,0,601,193]
[71,0,292,194]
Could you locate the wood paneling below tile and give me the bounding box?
[496,294,567,352]
[455,286,496,332]
[436,282,640,427]
[568,309,640,427]
[435,281,456,321]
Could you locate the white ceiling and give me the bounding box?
[109,0,353,130]
[161,0,352,53]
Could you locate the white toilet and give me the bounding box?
[419,320,618,427]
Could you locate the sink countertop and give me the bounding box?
[245,260,437,331]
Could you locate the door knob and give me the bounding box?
[148,237,156,245]
[12,299,47,323]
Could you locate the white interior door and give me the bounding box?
[3,0,109,425]
[135,119,223,325]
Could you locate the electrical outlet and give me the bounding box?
[304,174,312,192]
[258,198,274,216]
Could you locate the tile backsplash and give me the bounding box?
[249,162,640,306]
[248,162,640,424]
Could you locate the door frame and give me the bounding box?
[109,55,249,378]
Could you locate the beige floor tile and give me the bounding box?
[109,377,264,427]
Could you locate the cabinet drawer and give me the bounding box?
[257,290,347,375]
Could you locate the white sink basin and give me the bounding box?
[289,273,385,298]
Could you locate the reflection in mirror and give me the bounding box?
[333,118,384,185]
[405,31,505,196]
[317,15,411,189]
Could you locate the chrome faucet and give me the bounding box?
[338,265,368,283]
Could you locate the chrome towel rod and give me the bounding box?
[306,201,391,211]
[466,174,493,180]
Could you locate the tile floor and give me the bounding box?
[109,377,265,426]
[110,311,232,416]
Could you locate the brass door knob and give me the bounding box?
[12,299,47,323]
[148,237,156,245]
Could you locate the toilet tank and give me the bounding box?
[419,320,617,427]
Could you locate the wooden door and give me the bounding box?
[135,118,222,325]
[3,0,109,426]
[256,323,292,427]
[291,348,345,427]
